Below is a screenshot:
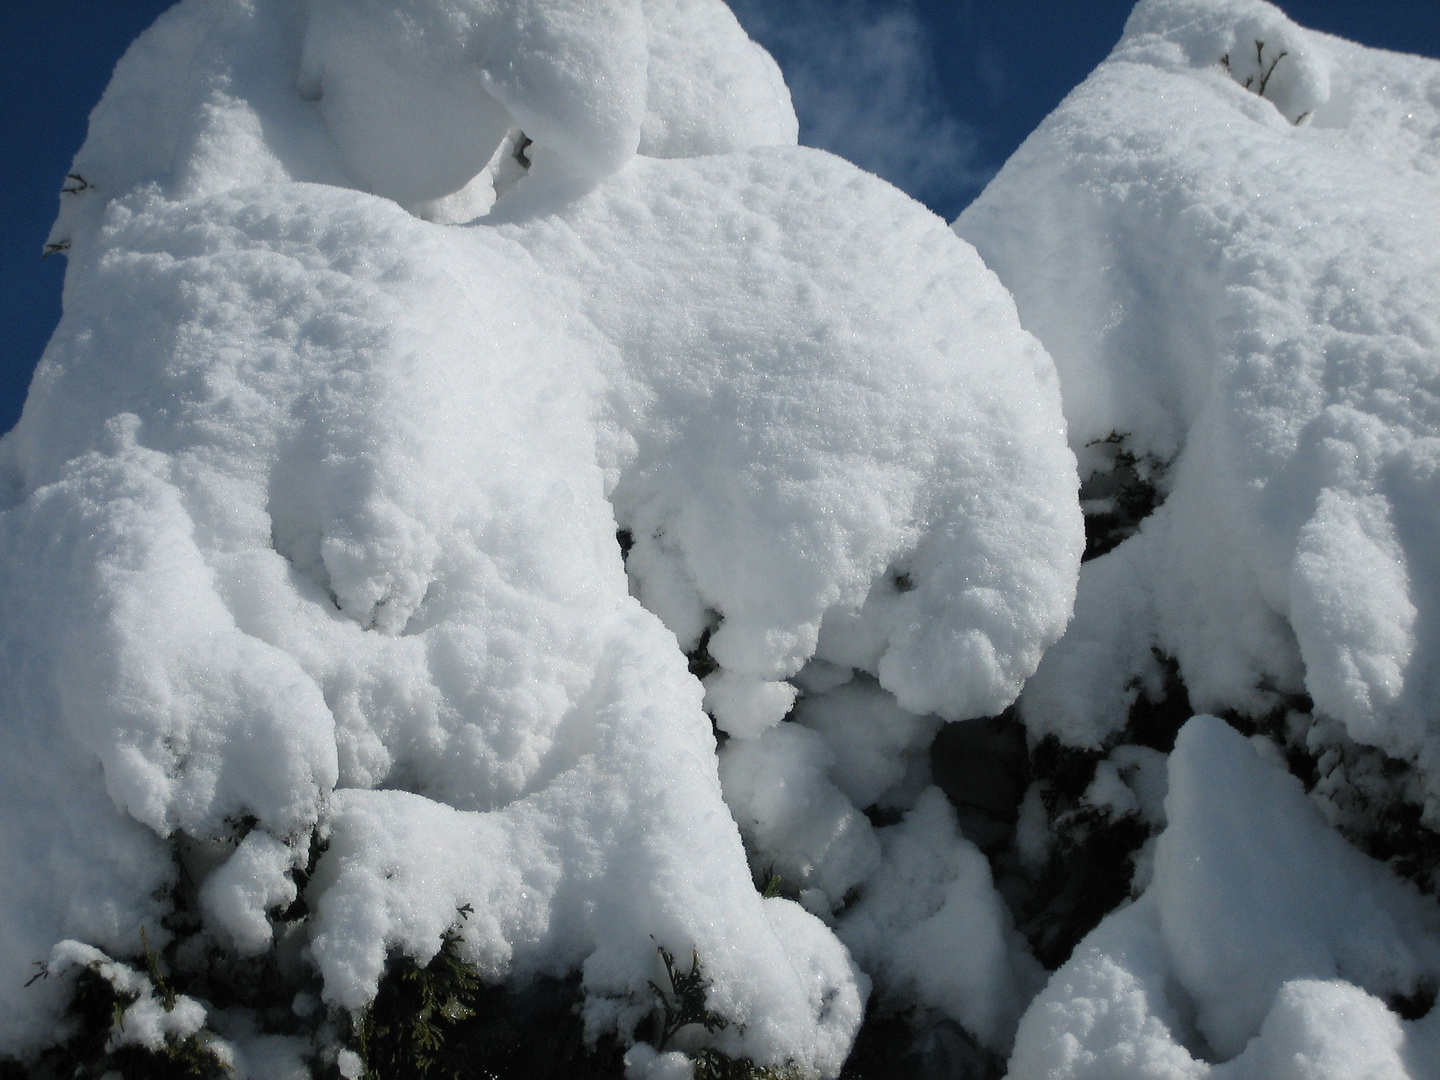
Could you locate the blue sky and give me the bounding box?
[2,0,1438,434]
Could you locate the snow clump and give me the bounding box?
[0,0,1080,1073]
[1007,717,1440,1079]
[958,0,1440,812]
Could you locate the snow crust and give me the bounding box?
[0,0,1079,1070]
[957,0,1440,807]
[1008,716,1440,1079]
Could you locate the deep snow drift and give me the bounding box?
[4,0,1440,1078]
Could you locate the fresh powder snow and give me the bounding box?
[3,0,1439,1078]
[957,0,1440,1075]
[0,0,1080,1076]
[959,0,1440,788]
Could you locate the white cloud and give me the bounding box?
[729,0,993,217]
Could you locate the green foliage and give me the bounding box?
[760,870,784,899]
[636,946,808,1079]
[690,1048,805,1080]
[17,941,229,1080]
[1078,433,1166,563]
[140,928,179,1012]
[347,920,627,1080]
[648,946,730,1052]
[353,928,483,1080]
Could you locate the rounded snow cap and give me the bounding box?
[300,0,648,204]
[1122,0,1330,125]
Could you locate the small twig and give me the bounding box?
[140,927,177,1012]
[648,944,729,1051]
[1257,46,1288,97]
[1226,41,1291,101]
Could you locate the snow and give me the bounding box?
[792,678,941,810]
[1008,716,1440,1078]
[45,940,216,1056]
[624,1043,696,1080]
[639,0,798,158]
[9,0,1440,1075]
[719,723,882,911]
[956,0,1440,812]
[838,787,1045,1054]
[300,0,650,198]
[0,0,1078,1072]
[493,147,1082,722]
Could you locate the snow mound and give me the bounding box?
[1,0,1079,1069]
[839,788,1045,1055]
[957,0,1440,805]
[495,147,1083,731]
[639,0,798,158]
[44,0,794,234]
[1008,716,1440,1079]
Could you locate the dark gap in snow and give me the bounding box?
[839,1004,1004,1080]
[1388,980,1437,1022]
[1021,798,1151,971]
[930,710,1029,854]
[686,627,727,748]
[1298,723,1440,900]
[1009,658,1191,968]
[862,804,904,829]
[1029,738,1100,814]
[274,831,328,926]
[687,626,720,683]
[1078,433,1167,563]
[222,813,261,844]
[355,952,626,1079]
[513,133,534,170]
[615,527,634,563]
[1122,650,1192,754]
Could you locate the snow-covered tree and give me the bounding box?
[0,0,1078,1076]
[4,0,1440,1077]
[959,1,1440,1074]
